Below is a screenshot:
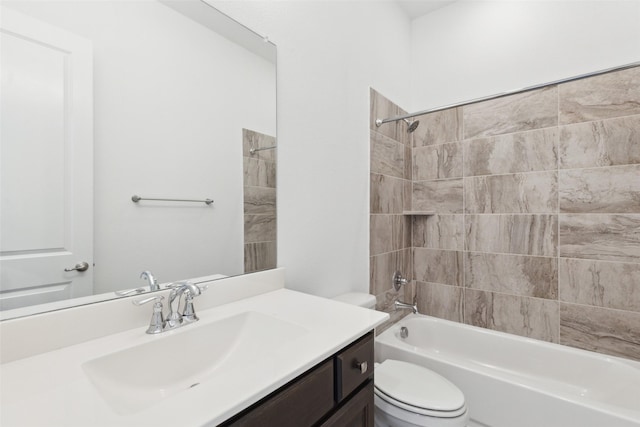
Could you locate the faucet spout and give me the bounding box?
[165,281,202,329]
[394,299,418,314]
[140,270,159,291]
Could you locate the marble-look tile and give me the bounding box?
[243,186,276,215]
[370,173,404,214]
[412,107,462,147]
[463,86,558,139]
[370,214,410,256]
[403,180,412,212]
[464,171,558,214]
[559,258,640,312]
[413,142,463,181]
[412,214,464,250]
[463,128,558,176]
[413,248,463,286]
[243,157,276,188]
[412,179,463,213]
[415,281,463,322]
[559,214,640,262]
[370,130,405,179]
[244,214,276,243]
[244,241,276,273]
[560,303,640,361]
[464,289,560,343]
[243,128,276,162]
[465,214,558,257]
[559,67,640,125]
[404,145,412,180]
[370,249,410,296]
[559,115,640,169]
[370,88,404,142]
[464,252,558,299]
[559,165,640,213]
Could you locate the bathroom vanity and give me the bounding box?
[0,269,388,426]
[221,332,375,427]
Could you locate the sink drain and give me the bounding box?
[189,383,200,389]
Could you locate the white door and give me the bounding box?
[0,8,93,310]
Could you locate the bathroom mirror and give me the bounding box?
[0,0,277,319]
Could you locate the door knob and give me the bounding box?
[64,261,89,272]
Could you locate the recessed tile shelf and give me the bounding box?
[402,211,435,216]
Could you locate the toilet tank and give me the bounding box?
[332,292,376,309]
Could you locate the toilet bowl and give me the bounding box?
[330,293,469,427]
[374,359,468,427]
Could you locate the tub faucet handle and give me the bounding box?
[392,271,409,291]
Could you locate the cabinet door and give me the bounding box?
[223,359,334,427]
[320,381,374,427]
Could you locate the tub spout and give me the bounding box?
[394,299,418,314]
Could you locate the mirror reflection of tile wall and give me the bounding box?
[243,129,277,273]
[370,65,640,361]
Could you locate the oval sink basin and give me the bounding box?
[82,311,308,415]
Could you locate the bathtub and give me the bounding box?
[375,314,640,427]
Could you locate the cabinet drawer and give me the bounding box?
[335,332,374,402]
[223,359,334,427]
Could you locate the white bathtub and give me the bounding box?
[375,314,640,427]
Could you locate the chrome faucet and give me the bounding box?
[133,281,205,334]
[165,281,203,330]
[140,270,159,291]
[394,299,418,314]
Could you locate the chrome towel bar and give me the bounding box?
[131,195,214,205]
[249,145,276,154]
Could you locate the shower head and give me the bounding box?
[375,116,420,133]
[403,118,420,133]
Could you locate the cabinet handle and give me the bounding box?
[354,360,368,374]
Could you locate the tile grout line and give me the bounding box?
[557,87,562,343]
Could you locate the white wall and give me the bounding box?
[212,1,412,297]
[409,0,640,111]
[6,1,276,293]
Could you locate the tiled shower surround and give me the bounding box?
[370,66,640,361]
[243,129,277,273]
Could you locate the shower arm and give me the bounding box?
[375,60,640,128]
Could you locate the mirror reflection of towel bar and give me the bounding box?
[249,145,276,155]
[131,195,214,205]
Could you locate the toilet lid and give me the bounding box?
[375,360,465,413]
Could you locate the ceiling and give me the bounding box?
[395,0,457,20]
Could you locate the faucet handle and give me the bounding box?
[181,292,199,324]
[115,287,146,297]
[132,295,164,306]
[133,296,165,334]
[392,271,410,291]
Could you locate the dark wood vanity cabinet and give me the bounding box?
[220,331,375,427]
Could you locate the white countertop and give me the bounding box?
[0,288,388,426]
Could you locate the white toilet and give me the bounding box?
[332,293,469,427]
[374,359,468,427]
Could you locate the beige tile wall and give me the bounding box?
[243,129,277,273]
[370,66,640,361]
[369,89,414,333]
